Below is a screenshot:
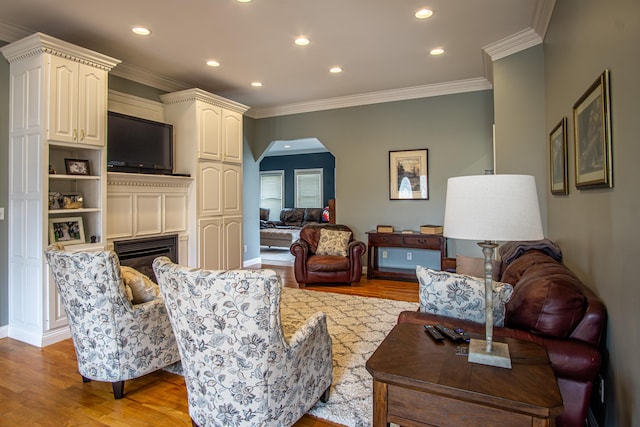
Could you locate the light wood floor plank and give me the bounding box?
[0,263,418,426]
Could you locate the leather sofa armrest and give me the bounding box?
[347,240,366,258]
[291,239,310,283]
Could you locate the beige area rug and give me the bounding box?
[280,288,417,427]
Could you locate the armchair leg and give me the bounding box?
[320,385,331,403]
[191,419,200,427]
[112,381,125,399]
[81,375,91,383]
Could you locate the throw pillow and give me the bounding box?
[456,255,502,280]
[120,266,160,305]
[416,265,514,327]
[316,228,352,257]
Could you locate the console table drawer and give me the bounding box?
[368,234,404,245]
[403,235,443,248]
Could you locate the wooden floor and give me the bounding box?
[0,263,418,426]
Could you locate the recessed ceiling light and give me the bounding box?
[430,48,445,56]
[236,0,252,3]
[284,145,291,148]
[131,26,151,36]
[295,37,310,46]
[329,66,343,74]
[415,8,434,19]
[251,82,263,87]
[206,60,220,67]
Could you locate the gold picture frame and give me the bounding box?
[549,117,568,195]
[389,149,429,200]
[573,69,613,189]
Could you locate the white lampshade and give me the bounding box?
[443,174,544,242]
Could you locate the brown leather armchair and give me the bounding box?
[290,224,366,287]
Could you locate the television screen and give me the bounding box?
[107,111,173,174]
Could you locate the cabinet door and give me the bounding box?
[199,217,222,270]
[222,110,242,163]
[46,265,68,330]
[77,63,107,146]
[48,55,78,144]
[223,164,242,215]
[223,216,243,270]
[198,104,222,160]
[199,162,223,216]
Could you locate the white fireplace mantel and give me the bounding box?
[106,172,192,265]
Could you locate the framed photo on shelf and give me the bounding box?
[65,158,91,176]
[49,216,86,246]
[573,69,613,189]
[549,117,568,195]
[389,149,429,200]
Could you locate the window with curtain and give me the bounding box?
[295,168,323,207]
[260,171,284,221]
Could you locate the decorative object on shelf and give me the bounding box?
[573,69,613,189]
[63,194,84,209]
[376,225,394,233]
[65,158,91,176]
[49,164,56,174]
[389,149,429,200]
[549,117,568,195]
[49,216,86,246]
[420,224,443,234]
[48,192,64,210]
[443,174,543,368]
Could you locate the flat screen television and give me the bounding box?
[107,111,173,175]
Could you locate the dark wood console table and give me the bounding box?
[366,231,446,281]
[366,323,563,427]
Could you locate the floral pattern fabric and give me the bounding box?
[416,265,514,327]
[315,229,352,256]
[152,257,333,427]
[44,244,180,384]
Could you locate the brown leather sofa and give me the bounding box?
[265,207,326,228]
[290,224,366,287]
[398,248,606,427]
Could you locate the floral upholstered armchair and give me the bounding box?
[44,244,180,399]
[152,257,333,427]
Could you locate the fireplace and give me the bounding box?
[114,235,178,283]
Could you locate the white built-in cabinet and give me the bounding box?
[1,33,119,347]
[161,89,248,270]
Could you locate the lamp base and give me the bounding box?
[467,339,512,369]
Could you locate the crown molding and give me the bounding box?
[482,28,543,62]
[532,0,556,37]
[0,19,31,43]
[110,62,191,93]
[247,78,493,119]
[160,88,249,114]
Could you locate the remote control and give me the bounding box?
[434,324,463,342]
[424,324,445,342]
[455,328,471,342]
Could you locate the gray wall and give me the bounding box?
[493,44,548,231]
[242,116,261,264]
[0,44,8,326]
[248,91,495,255]
[543,1,639,425]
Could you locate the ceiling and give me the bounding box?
[0,0,554,119]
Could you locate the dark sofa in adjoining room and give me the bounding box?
[260,206,333,248]
[398,241,607,427]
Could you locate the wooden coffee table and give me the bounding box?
[366,323,563,427]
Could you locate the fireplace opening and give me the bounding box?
[114,235,178,283]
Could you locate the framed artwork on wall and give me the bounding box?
[573,69,613,189]
[389,149,429,200]
[549,117,568,195]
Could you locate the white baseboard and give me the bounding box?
[243,256,261,267]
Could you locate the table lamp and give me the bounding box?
[443,174,543,368]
